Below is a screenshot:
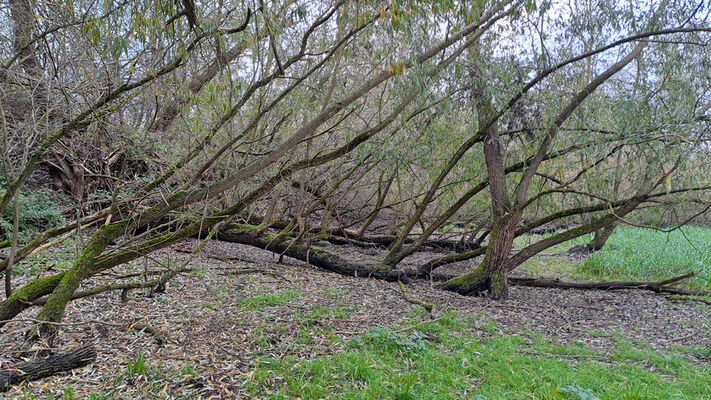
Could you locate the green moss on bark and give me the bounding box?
[0,273,65,323]
[488,269,509,299]
[439,264,489,295]
[30,224,124,342]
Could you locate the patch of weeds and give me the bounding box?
[320,286,349,298]
[251,334,271,349]
[437,310,468,330]
[306,306,353,320]
[87,394,120,400]
[294,327,316,346]
[62,387,77,400]
[126,348,149,376]
[240,289,300,310]
[239,274,258,283]
[481,319,499,333]
[189,267,207,278]
[554,384,602,399]
[586,329,608,337]
[350,326,430,353]
[207,282,234,296]
[179,364,196,377]
[686,344,711,359]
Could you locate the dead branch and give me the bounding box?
[398,281,435,313]
[665,294,711,305]
[0,345,96,392]
[509,271,704,294]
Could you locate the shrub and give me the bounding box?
[0,184,65,242]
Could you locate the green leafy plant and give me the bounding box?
[355,326,430,352]
[554,384,602,400]
[126,348,148,376]
[0,185,65,242]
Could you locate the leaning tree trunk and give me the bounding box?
[589,224,615,250]
[568,223,617,255]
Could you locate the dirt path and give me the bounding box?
[2,239,710,398]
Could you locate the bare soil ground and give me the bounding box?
[2,239,710,398]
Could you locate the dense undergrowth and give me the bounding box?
[0,185,65,243]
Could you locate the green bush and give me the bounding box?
[0,186,65,242]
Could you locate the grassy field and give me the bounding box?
[244,313,711,400]
[517,226,711,288]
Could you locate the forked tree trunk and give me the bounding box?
[439,45,516,299]
[438,213,518,299]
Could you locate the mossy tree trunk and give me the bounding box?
[567,220,618,256]
[26,224,124,343]
[0,273,65,324]
[439,212,519,298]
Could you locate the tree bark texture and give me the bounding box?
[0,345,96,392]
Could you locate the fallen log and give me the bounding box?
[0,345,96,392]
[242,213,467,251]
[324,232,469,252]
[509,270,705,294]
[217,224,410,282]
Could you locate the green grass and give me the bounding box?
[574,226,711,287]
[306,305,354,320]
[246,313,711,399]
[516,226,711,288]
[239,289,301,310]
[126,348,149,376]
[518,256,581,278]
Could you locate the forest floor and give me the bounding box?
[2,237,711,399]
